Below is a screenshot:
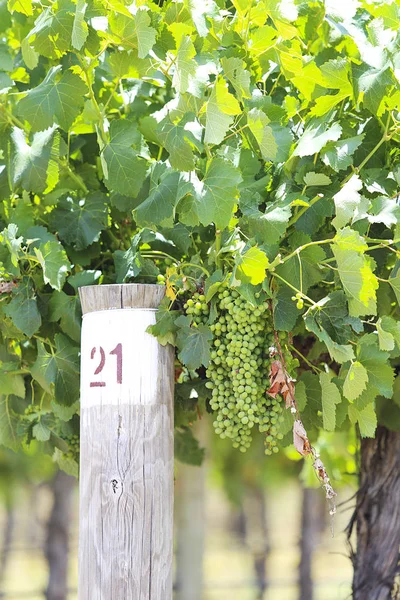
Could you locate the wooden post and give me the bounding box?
[78,284,174,600]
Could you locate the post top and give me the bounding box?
[78,283,166,314]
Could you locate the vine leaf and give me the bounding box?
[235,247,269,285]
[71,0,88,51]
[4,278,41,337]
[18,66,88,132]
[343,361,369,401]
[102,120,147,196]
[172,35,197,94]
[50,192,108,250]
[34,241,71,291]
[320,372,341,431]
[205,77,241,145]
[348,403,377,438]
[175,316,212,370]
[195,157,242,229]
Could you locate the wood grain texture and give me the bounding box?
[78,285,174,600]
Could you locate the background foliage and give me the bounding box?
[1,0,400,472]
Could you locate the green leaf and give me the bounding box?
[157,116,196,171]
[320,58,352,94]
[176,317,212,369]
[293,121,342,158]
[321,135,364,172]
[135,171,191,229]
[33,421,51,442]
[0,223,23,268]
[53,447,79,477]
[50,192,108,251]
[303,172,332,186]
[205,77,241,145]
[102,120,147,197]
[195,158,242,229]
[343,361,368,401]
[0,396,19,449]
[28,1,74,59]
[319,372,341,431]
[147,299,179,346]
[357,66,395,114]
[348,402,377,438]
[11,127,60,194]
[31,340,56,394]
[332,175,363,230]
[304,309,355,363]
[376,317,395,351]
[71,0,88,51]
[247,108,277,162]
[236,246,269,285]
[240,195,291,246]
[0,370,25,398]
[35,241,71,291]
[357,335,394,398]
[389,273,400,305]
[18,66,88,132]
[333,244,378,317]
[276,244,326,293]
[221,57,251,102]
[110,10,156,59]
[174,427,205,466]
[376,316,400,352]
[49,291,81,342]
[4,279,41,337]
[172,35,197,93]
[53,333,80,406]
[8,0,32,16]
[273,286,301,332]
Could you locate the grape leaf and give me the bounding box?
[71,0,88,51]
[49,291,81,342]
[109,10,156,59]
[343,361,368,401]
[303,172,332,186]
[31,340,56,394]
[221,57,251,101]
[376,315,400,352]
[348,402,377,438]
[172,35,197,94]
[176,317,212,369]
[156,116,196,171]
[333,244,378,317]
[102,120,148,196]
[357,335,394,398]
[247,108,277,162]
[18,66,88,132]
[4,278,41,337]
[11,127,60,194]
[135,171,191,229]
[332,175,363,230]
[205,77,241,145]
[175,427,205,465]
[8,0,32,15]
[53,334,80,406]
[322,135,364,172]
[195,158,242,229]
[320,372,341,431]
[34,240,71,291]
[293,121,342,157]
[50,192,108,250]
[236,246,269,285]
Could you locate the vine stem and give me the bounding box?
[215,229,222,269]
[287,194,324,228]
[271,272,318,308]
[289,344,322,374]
[281,239,333,265]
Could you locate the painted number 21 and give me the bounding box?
[90,343,123,388]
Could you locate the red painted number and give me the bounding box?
[90,344,123,387]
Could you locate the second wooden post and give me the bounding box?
[78,284,174,599]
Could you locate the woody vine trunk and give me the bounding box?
[350,427,400,600]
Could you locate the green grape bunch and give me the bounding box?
[63,434,80,462]
[188,286,286,455]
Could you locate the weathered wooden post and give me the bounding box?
[78,284,174,599]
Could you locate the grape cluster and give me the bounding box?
[195,286,286,455]
[63,433,79,461]
[184,292,209,325]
